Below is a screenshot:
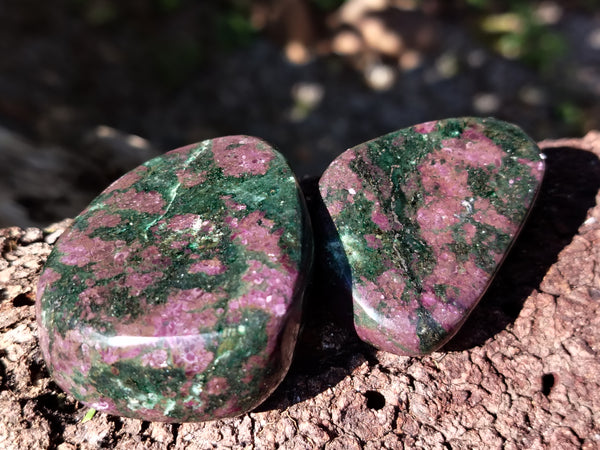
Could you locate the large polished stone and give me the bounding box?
[319,118,544,355]
[36,136,312,422]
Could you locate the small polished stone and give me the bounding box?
[36,136,312,422]
[319,118,544,356]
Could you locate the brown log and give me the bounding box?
[1,134,599,449]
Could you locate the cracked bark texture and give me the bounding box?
[1,133,600,449]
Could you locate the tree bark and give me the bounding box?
[1,133,599,449]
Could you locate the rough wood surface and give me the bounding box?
[1,134,600,449]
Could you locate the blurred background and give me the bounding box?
[1,0,599,228]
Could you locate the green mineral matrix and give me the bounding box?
[318,117,545,356]
[36,136,313,422]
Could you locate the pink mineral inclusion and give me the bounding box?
[417,200,461,233]
[414,154,470,250]
[148,288,223,337]
[364,234,382,249]
[103,166,147,194]
[58,229,126,268]
[418,156,471,199]
[167,214,203,231]
[124,270,163,296]
[413,120,437,134]
[141,349,169,369]
[176,168,207,188]
[222,195,247,211]
[420,290,464,333]
[355,272,407,320]
[139,245,171,268]
[326,200,345,217]
[371,207,391,231]
[188,258,226,275]
[63,238,170,282]
[169,335,214,375]
[462,222,477,244]
[377,270,407,301]
[78,285,111,320]
[410,130,524,333]
[86,210,122,232]
[228,259,294,319]
[205,377,229,395]
[420,251,490,328]
[354,273,421,354]
[228,259,298,355]
[442,129,505,169]
[319,150,364,201]
[229,211,285,264]
[45,328,92,379]
[36,268,62,301]
[241,355,267,383]
[103,189,165,214]
[212,136,275,177]
[98,345,142,365]
[521,158,545,182]
[472,198,514,233]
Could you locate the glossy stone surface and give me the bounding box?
[36,136,312,422]
[319,118,544,356]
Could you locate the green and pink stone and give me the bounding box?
[319,117,544,356]
[36,117,544,422]
[36,136,312,422]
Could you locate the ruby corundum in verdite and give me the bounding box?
[36,135,312,422]
[318,117,544,356]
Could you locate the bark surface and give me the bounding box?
[1,134,599,449]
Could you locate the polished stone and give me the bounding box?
[36,136,312,422]
[319,118,544,355]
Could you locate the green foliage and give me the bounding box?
[216,7,257,50]
[81,408,96,423]
[70,0,257,52]
[156,0,183,13]
[78,0,119,26]
[556,101,585,131]
[472,2,567,73]
[465,0,490,8]
[152,39,204,88]
[310,0,347,11]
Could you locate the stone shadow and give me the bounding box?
[256,176,373,411]
[259,145,600,411]
[445,146,600,351]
